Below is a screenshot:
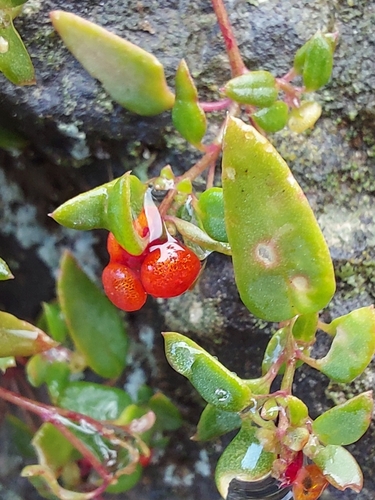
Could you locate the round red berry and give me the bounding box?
[140,240,201,298]
[107,232,145,270]
[102,263,147,312]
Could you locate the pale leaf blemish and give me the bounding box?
[224,166,236,181]
[290,275,309,292]
[254,241,279,268]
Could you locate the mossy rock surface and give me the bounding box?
[0,1,375,499]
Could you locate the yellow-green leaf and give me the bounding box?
[50,11,174,116]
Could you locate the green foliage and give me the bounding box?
[1,3,372,500]
[49,11,174,116]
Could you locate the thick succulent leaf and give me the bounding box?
[163,332,252,412]
[193,403,241,441]
[50,179,117,231]
[171,217,231,255]
[313,445,363,492]
[57,251,128,378]
[315,306,375,382]
[195,187,228,243]
[222,117,335,321]
[172,59,207,148]
[288,101,322,133]
[50,11,174,116]
[0,0,28,6]
[0,14,35,85]
[58,381,132,421]
[106,173,149,255]
[215,420,275,499]
[292,312,318,344]
[312,391,373,446]
[0,311,58,357]
[0,257,13,280]
[252,101,289,134]
[224,71,277,107]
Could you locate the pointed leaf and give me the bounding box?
[0,311,58,357]
[215,420,275,499]
[50,179,117,231]
[315,306,375,382]
[106,173,149,255]
[313,445,363,492]
[0,15,35,85]
[58,381,132,421]
[222,117,335,321]
[0,1,28,6]
[41,302,68,343]
[57,251,128,378]
[148,392,182,431]
[193,403,241,441]
[172,59,207,148]
[312,391,373,445]
[0,257,14,280]
[50,11,174,116]
[163,332,252,412]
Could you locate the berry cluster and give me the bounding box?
[102,231,201,312]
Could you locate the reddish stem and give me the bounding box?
[199,98,232,112]
[211,0,247,76]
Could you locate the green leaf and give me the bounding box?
[292,312,318,344]
[252,101,289,133]
[148,392,182,432]
[26,354,70,403]
[105,463,142,494]
[315,306,375,383]
[196,187,228,243]
[0,14,35,85]
[106,173,148,255]
[172,59,207,149]
[262,327,287,375]
[6,414,35,458]
[171,216,231,256]
[313,445,363,492]
[50,11,174,116]
[32,423,75,474]
[50,179,117,231]
[279,395,309,427]
[0,311,58,357]
[0,1,28,7]
[58,381,132,421]
[0,256,14,279]
[41,302,68,343]
[163,332,252,412]
[193,403,241,441]
[312,391,373,445]
[224,71,278,107]
[215,420,275,499]
[0,123,28,151]
[0,355,15,371]
[57,251,128,378]
[294,32,334,91]
[222,117,335,321]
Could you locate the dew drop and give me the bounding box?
[0,36,8,54]
[215,388,229,402]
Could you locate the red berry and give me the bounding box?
[282,451,304,486]
[292,464,328,500]
[107,232,145,270]
[102,263,147,312]
[140,240,201,298]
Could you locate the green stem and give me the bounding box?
[211,0,247,77]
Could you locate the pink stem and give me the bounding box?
[199,98,232,112]
[211,0,247,77]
